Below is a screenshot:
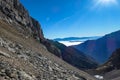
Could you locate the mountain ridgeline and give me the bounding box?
[73,30,120,63]
[54,36,100,42]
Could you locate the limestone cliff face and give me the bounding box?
[0,0,44,41]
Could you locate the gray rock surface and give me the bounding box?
[0,37,91,80]
[0,0,44,41]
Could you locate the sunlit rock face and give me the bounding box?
[0,0,44,41]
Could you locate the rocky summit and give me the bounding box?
[0,0,96,80]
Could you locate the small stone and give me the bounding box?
[0,51,10,58]
[1,69,5,73]
[0,76,5,80]
[0,72,6,76]
[5,68,17,78]
[48,66,53,71]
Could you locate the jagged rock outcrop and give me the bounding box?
[0,0,44,41]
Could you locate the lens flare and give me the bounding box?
[98,0,117,4]
[94,0,118,7]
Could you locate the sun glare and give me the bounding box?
[99,0,117,4]
[94,0,118,7]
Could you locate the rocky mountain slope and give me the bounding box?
[44,40,98,70]
[74,30,120,63]
[97,48,120,73]
[87,48,120,80]
[0,0,97,80]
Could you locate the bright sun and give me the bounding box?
[95,0,118,6]
[99,0,117,4]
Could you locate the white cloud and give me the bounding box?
[59,41,83,46]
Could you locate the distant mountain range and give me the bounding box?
[54,36,101,41]
[53,36,101,46]
[73,30,120,63]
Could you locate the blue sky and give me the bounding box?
[20,0,120,39]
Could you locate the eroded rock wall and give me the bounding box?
[0,0,44,41]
